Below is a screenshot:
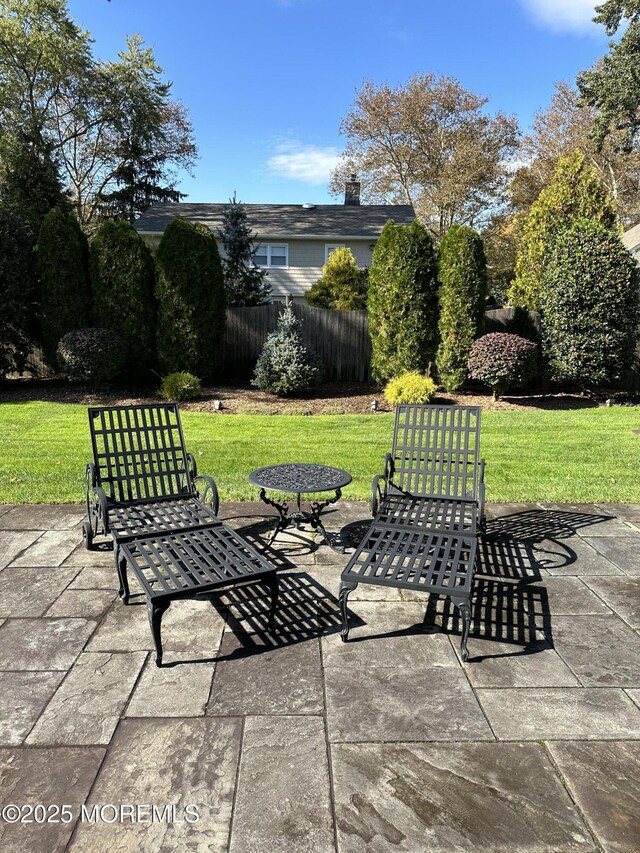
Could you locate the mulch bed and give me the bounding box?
[1,378,629,413]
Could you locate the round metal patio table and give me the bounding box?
[249,463,352,550]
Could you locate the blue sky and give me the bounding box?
[67,0,609,205]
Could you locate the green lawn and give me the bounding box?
[1,401,640,504]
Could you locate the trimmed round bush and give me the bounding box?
[159,372,202,401]
[57,328,126,383]
[467,333,538,400]
[384,372,437,406]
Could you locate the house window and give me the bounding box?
[325,244,345,262]
[255,244,288,268]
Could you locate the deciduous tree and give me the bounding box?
[330,74,519,237]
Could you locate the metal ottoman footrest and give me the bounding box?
[116,523,279,666]
[339,523,477,661]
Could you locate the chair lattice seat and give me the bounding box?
[374,493,478,536]
[109,497,221,542]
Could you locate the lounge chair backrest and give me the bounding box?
[88,404,194,503]
[390,405,481,499]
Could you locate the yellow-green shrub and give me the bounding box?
[384,372,437,406]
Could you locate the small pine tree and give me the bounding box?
[89,220,157,372]
[35,208,90,365]
[368,220,439,384]
[540,219,640,388]
[220,195,271,306]
[306,248,368,310]
[252,303,322,394]
[155,217,226,378]
[436,224,488,391]
[508,150,618,310]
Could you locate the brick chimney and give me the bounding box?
[344,174,361,206]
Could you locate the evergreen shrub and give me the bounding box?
[368,220,439,383]
[306,248,368,310]
[384,372,437,406]
[436,224,488,391]
[90,220,156,372]
[155,218,226,378]
[508,150,617,310]
[160,372,202,401]
[252,304,322,395]
[57,328,126,383]
[468,333,538,400]
[35,207,89,365]
[540,220,640,388]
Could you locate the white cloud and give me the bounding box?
[518,0,600,33]
[267,142,341,185]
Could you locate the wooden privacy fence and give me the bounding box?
[218,303,372,382]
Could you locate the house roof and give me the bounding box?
[622,221,640,253]
[133,202,416,238]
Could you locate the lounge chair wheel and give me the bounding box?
[82,521,94,551]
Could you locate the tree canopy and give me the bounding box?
[0,2,196,229]
[577,1,640,151]
[330,74,519,237]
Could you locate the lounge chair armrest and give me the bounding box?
[187,452,198,480]
[371,474,386,517]
[383,453,395,485]
[194,474,219,517]
[85,464,110,535]
[478,459,486,528]
[479,458,486,483]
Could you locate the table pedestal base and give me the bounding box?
[259,488,344,552]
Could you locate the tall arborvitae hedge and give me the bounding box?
[155,217,226,378]
[436,224,488,391]
[0,207,37,377]
[540,219,639,389]
[508,150,617,310]
[35,207,89,364]
[89,220,157,372]
[367,220,439,383]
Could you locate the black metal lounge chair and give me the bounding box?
[83,403,279,666]
[339,405,485,661]
[83,404,220,552]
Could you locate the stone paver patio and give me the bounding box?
[1,500,640,852]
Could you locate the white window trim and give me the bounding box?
[255,243,289,269]
[324,243,345,262]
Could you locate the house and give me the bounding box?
[133,177,415,302]
[622,221,640,266]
